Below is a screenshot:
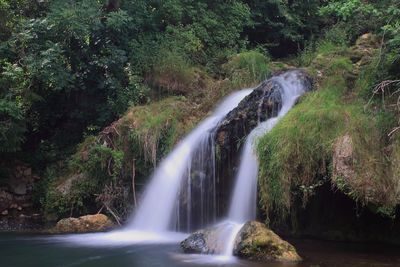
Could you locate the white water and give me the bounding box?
[221,70,308,257]
[128,89,252,232]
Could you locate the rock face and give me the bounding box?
[216,69,312,150]
[233,221,301,262]
[54,214,114,233]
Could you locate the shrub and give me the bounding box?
[223,50,270,88]
[148,50,203,95]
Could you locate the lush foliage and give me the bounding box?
[258,33,400,222]
[1,0,399,221]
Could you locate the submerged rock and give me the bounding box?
[54,214,114,233]
[233,221,302,262]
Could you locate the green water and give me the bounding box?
[0,233,399,267]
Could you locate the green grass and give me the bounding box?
[223,50,271,88]
[257,42,399,220]
[257,77,348,218]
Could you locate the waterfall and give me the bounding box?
[57,70,310,259]
[222,70,309,256]
[128,89,253,232]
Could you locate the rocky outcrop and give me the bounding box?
[216,70,312,150]
[234,221,302,262]
[54,214,114,233]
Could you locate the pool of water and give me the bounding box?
[1,232,400,267]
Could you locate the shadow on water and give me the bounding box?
[1,233,400,267]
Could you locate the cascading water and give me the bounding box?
[59,70,310,262]
[128,89,252,232]
[221,70,309,257]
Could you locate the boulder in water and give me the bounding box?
[233,221,302,262]
[180,232,209,254]
[54,214,114,233]
[181,222,239,254]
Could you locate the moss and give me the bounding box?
[236,221,302,262]
[257,78,348,218]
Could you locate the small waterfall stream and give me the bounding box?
[221,70,309,257]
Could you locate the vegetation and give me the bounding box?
[0,0,399,224]
[258,27,400,221]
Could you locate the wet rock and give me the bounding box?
[181,233,209,254]
[216,79,281,150]
[181,222,239,254]
[233,221,302,262]
[1,210,8,216]
[54,214,114,233]
[216,70,312,151]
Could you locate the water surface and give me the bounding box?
[1,233,400,267]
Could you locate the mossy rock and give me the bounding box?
[54,214,114,233]
[233,221,302,262]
